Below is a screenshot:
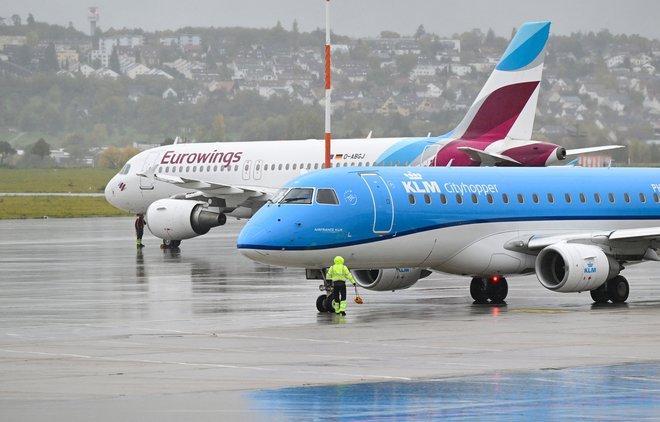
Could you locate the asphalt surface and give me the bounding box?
[1,217,659,420]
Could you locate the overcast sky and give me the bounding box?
[1,0,659,40]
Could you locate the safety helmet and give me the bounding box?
[334,256,344,265]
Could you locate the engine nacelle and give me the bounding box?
[352,268,432,291]
[535,243,619,293]
[146,198,226,240]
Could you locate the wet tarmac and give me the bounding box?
[1,217,660,420]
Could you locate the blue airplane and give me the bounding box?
[237,166,660,311]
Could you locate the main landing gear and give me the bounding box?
[589,275,629,304]
[161,239,181,249]
[470,276,508,304]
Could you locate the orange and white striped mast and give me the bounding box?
[324,0,332,169]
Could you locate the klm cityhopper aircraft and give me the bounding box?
[238,166,660,310]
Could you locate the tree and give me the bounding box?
[30,138,51,160]
[97,146,122,168]
[42,42,59,71]
[109,47,120,73]
[27,13,35,26]
[0,141,17,165]
[209,114,226,141]
[11,14,21,26]
[414,24,426,39]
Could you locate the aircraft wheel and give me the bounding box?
[590,282,609,303]
[607,276,629,303]
[323,295,335,313]
[316,295,327,313]
[488,277,508,304]
[470,277,488,304]
[162,239,181,249]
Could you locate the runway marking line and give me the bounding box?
[509,309,571,313]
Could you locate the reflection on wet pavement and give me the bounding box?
[250,362,660,420]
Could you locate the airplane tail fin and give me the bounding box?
[451,21,550,141]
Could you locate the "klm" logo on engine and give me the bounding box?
[584,261,597,274]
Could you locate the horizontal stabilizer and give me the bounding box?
[457,147,522,166]
[565,145,625,158]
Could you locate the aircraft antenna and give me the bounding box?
[324,0,332,169]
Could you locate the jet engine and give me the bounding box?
[352,268,432,291]
[146,198,226,240]
[535,243,619,293]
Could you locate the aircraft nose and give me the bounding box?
[104,177,116,204]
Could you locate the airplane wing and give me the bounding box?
[565,145,625,158]
[506,227,660,261]
[153,173,279,196]
[456,147,522,166]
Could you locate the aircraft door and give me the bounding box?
[254,159,263,180]
[360,173,393,234]
[139,151,160,190]
[242,160,252,180]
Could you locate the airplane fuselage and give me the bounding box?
[237,167,660,276]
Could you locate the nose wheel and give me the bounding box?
[470,276,508,304]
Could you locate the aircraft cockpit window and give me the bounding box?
[119,164,131,175]
[271,188,289,204]
[316,189,339,205]
[281,188,314,204]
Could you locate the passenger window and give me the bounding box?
[314,163,319,170]
[502,193,509,204]
[165,166,169,173]
[213,165,218,172]
[179,166,183,172]
[186,166,190,172]
[532,193,539,204]
[640,193,646,203]
[440,194,447,204]
[281,188,314,204]
[487,193,494,204]
[517,193,524,204]
[594,193,601,204]
[292,164,297,170]
[565,193,572,203]
[608,193,615,203]
[424,194,431,204]
[547,193,554,204]
[471,193,478,204]
[234,165,238,171]
[316,189,339,205]
[158,166,163,173]
[285,164,290,170]
[655,193,659,203]
[278,164,283,170]
[456,194,463,204]
[579,193,586,203]
[409,194,416,204]
[624,193,631,203]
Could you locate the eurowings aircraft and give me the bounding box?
[104,21,618,246]
[237,166,660,309]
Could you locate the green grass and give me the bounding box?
[0,196,131,219]
[0,168,130,219]
[0,168,117,193]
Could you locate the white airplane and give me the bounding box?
[104,21,619,247]
[237,166,660,310]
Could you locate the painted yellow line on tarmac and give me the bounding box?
[510,309,571,313]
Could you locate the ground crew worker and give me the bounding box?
[326,256,356,315]
[135,213,145,247]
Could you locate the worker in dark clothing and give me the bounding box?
[326,256,356,315]
[135,213,145,247]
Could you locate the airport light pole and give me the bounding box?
[324,0,332,169]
